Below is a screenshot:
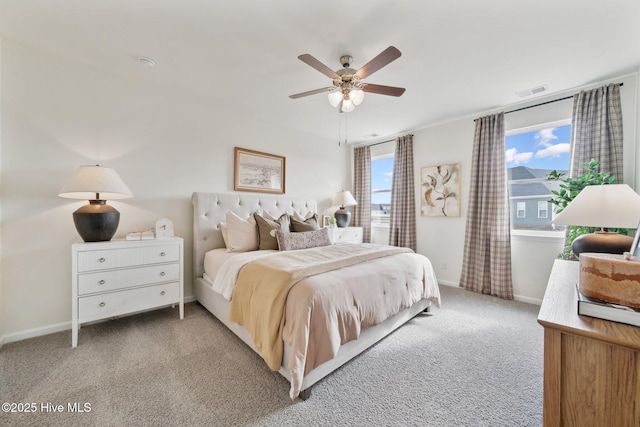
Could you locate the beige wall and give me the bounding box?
[0,40,350,343]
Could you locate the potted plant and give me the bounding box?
[547,159,630,260]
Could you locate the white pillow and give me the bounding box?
[292,211,313,222]
[220,222,229,248]
[224,210,258,252]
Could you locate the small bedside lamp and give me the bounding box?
[59,165,133,242]
[552,184,640,256]
[332,190,358,228]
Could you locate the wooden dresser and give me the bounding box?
[538,259,640,426]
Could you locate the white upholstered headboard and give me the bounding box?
[192,192,317,278]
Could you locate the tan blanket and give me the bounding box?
[228,244,413,370]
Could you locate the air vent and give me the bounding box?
[516,85,548,98]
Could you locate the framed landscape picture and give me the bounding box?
[234,147,286,194]
[420,162,461,217]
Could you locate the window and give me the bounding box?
[506,121,571,231]
[538,201,548,218]
[371,154,393,225]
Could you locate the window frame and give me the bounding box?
[538,201,549,219]
[506,119,571,238]
[370,151,394,228]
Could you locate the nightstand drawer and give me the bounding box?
[78,263,180,295]
[77,244,180,272]
[78,282,180,321]
[329,227,363,244]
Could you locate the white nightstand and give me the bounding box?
[327,227,363,244]
[71,237,184,347]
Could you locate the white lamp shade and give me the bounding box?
[332,190,358,207]
[328,90,343,107]
[340,99,355,113]
[59,165,133,200]
[350,88,364,105]
[552,184,640,229]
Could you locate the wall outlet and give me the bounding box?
[440,261,447,270]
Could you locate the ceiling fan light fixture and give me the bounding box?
[350,88,364,106]
[328,90,343,107]
[340,99,355,113]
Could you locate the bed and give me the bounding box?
[192,192,440,399]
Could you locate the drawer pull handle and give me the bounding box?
[160,252,166,257]
[160,291,166,296]
[98,280,106,285]
[99,302,106,308]
[98,257,106,263]
[160,272,166,276]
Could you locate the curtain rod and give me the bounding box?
[473,82,624,120]
[364,134,415,147]
[504,82,623,115]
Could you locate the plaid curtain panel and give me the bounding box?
[570,83,623,180]
[460,113,514,300]
[388,134,416,251]
[353,145,372,243]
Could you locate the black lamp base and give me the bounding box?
[572,231,634,256]
[334,208,351,228]
[73,200,120,242]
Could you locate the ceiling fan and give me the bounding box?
[289,46,406,113]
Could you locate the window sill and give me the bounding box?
[371,223,390,229]
[511,229,565,242]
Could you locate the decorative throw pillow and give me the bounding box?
[254,213,291,250]
[224,210,258,252]
[276,228,331,251]
[291,213,320,232]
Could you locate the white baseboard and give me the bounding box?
[438,280,542,306]
[438,279,460,287]
[0,294,197,349]
[0,321,70,348]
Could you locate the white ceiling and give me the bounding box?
[1,0,639,144]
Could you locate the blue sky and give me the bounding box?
[505,124,571,171]
[371,157,393,204]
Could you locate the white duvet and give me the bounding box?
[205,249,276,300]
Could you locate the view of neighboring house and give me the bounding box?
[371,203,390,224]
[508,166,566,231]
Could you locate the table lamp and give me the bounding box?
[552,184,640,256]
[332,190,357,228]
[59,165,133,242]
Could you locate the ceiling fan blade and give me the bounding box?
[297,54,340,79]
[355,46,402,80]
[363,84,406,97]
[289,87,334,99]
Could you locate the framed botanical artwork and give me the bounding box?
[234,147,286,194]
[420,162,461,217]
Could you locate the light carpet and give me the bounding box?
[0,285,543,426]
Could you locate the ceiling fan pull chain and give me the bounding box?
[345,113,348,145]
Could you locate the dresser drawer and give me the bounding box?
[78,263,180,295]
[77,244,180,272]
[78,282,180,321]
